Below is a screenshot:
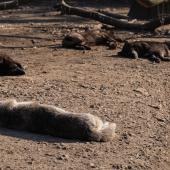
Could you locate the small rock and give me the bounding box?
[148,104,162,110]
[57,154,69,161]
[79,84,88,89]
[27,161,33,165]
[45,153,54,156]
[127,165,132,169]
[112,164,123,169]
[99,84,107,91]
[120,132,130,144]
[89,104,95,108]
[155,113,166,122]
[42,71,47,74]
[90,163,96,168]
[134,87,149,96]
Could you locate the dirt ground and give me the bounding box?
[0,1,169,170]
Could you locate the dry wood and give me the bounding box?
[0,0,18,10]
[0,0,31,10]
[55,0,170,31]
[98,10,129,20]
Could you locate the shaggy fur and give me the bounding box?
[0,99,116,142]
[0,54,25,76]
[119,41,170,63]
[62,30,117,50]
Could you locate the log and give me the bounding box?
[98,10,129,20]
[0,0,18,10]
[55,0,170,32]
[0,0,32,10]
[55,0,141,31]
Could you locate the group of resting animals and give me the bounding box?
[0,28,169,143]
[62,28,170,63]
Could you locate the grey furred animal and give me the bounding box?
[0,99,116,142]
[62,30,117,50]
[0,54,25,76]
[119,41,170,63]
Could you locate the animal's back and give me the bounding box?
[0,99,116,142]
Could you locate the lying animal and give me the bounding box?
[0,99,116,142]
[0,54,25,76]
[62,30,117,50]
[118,41,170,63]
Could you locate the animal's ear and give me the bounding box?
[16,62,23,69]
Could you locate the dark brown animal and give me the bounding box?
[0,99,116,142]
[119,41,170,63]
[0,54,25,76]
[62,30,117,50]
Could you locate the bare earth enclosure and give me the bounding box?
[0,0,169,169]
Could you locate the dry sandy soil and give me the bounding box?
[0,0,169,169]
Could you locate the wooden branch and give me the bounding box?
[0,0,18,10]
[56,0,170,32]
[57,0,141,31]
[0,0,31,10]
[98,10,129,20]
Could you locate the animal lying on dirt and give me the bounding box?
[118,41,170,63]
[62,29,117,50]
[0,54,25,76]
[0,99,116,142]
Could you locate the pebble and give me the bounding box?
[134,87,149,96]
[90,163,96,168]
[57,154,69,161]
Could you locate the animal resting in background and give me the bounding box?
[0,99,116,142]
[0,54,25,76]
[62,30,117,50]
[118,41,170,63]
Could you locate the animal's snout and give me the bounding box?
[108,41,117,49]
[13,67,25,75]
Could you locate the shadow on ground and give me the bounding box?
[0,128,83,143]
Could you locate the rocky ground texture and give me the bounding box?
[0,1,169,170]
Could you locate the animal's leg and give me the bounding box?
[82,113,116,142]
[160,57,170,61]
[155,46,170,62]
[131,49,139,59]
[75,45,91,50]
[158,55,170,62]
[144,52,160,63]
[148,54,161,63]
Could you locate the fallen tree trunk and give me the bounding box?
[0,0,32,10]
[98,10,129,20]
[0,0,18,10]
[56,0,170,31]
